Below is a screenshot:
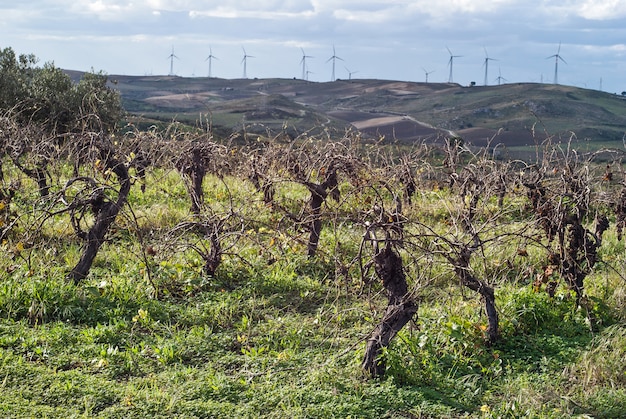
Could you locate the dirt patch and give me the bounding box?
[352,116,445,142]
[328,110,377,122]
[352,116,407,130]
[145,92,218,109]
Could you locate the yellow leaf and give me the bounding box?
[15,242,24,252]
[0,202,5,211]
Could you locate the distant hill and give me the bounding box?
[66,71,626,153]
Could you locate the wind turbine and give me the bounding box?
[483,48,498,86]
[241,47,254,78]
[345,67,358,80]
[422,67,434,83]
[547,42,566,85]
[446,47,462,83]
[327,45,343,82]
[306,69,314,81]
[205,47,218,78]
[167,46,179,76]
[495,67,508,85]
[300,48,313,80]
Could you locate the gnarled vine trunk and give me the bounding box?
[13,162,50,198]
[69,146,130,283]
[304,166,339,259]
[362,245,417,378]
[306,186,326,258]
[455,266,498,344]
[188,148,207,214]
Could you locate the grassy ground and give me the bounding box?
[1,167,625,418]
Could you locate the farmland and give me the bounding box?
[1,50,626,417]
[88,72,626,157]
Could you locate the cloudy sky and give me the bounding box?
[1,1,626,93]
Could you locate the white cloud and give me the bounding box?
[1,0,626,91]
[6,0,609,27]
[577,0,626,19]
[57,0,319,20]
[610,43,626,51]
[6,0,626,24]
[189,8,315,20]
[331,5,399,23]
[187,0,316,19]
[411,0,515,15]
[67,0,144,19]
[540,0,626,20]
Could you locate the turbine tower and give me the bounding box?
[167,46,179,76]
[422,67,434,83]
[495,67,508,85]
[300,48,313,80]
[345,67,358,80]
[483,48,498,86]
[205,47,218,78]
[241,47,254,79]
[327,45,343,82]
[547,42,566,85]
[446,47,462,83]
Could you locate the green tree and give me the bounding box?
[27,63,74,132]
[69,71,123,133]
[0,46,122,134]
[0,47,37,111]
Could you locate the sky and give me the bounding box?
[1,1,626,93]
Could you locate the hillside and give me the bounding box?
[70,71,626,151]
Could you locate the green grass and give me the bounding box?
[1,164,625,418]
